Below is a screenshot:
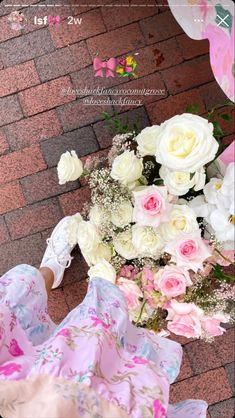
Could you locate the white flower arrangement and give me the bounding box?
[58,113,235,341]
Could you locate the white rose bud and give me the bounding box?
[110,150,143,185]
[77,220,101,253]
[113,229,139,260]
[159,166,206,196]
[132,224,164,258]
[57,150,83,185]
[136,125,161,157]
[111,201,133,228]
[88,260,116,283]
[82,243,112,266]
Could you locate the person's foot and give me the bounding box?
[40,216,78,289]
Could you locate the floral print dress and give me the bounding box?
[0,264,208,418]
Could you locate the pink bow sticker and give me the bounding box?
[48,15,61,25]
[93,57,116,78]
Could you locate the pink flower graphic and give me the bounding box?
[56,328,71,338]
[133,356,148,365]
[153,399,167,418]
[0,362,22,376]
[8,339,24,356]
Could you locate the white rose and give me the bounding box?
[111,201,133,228]
[110,150,143,185]
[57,151,83,185]
[88,260,116,283]
[160,204,199,241]
[220,163,235,214]
[159,166,206,196]
[136,125,161,157]
[77,221,101,253]
[82,243,112,266]
[66,213,83,246]
[89,205,111,227]
[132,224,164,258]
[113,229,139,260]
[155,113,219,172]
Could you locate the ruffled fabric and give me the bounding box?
[0,264,207,417]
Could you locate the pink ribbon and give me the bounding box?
[93,57,116,78]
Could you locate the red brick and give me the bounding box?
[0,95,23,127]
[0,230,48,277]
[41,127,98,167]
[112,72,167,112]
[48,288,69,323]
[35,42,92,82]
[0,60,40,98]
[176,34,209,60]
[59,186,91,216]
[57,97,113,132]
[63,279,88,310]
[213,328,235,365]
[5,110,63,151]
[0,14,21,43]
[1,28,55,68]
[170,368,232,406]
[176,350,193,382]
[21,168,79,204]
[0,182,26,215]
[225,362,235,392]
[93,106,150,149]
[0,130,9,155]
[18,76,75,116]
[0,217,10,245]
[209,398,235,418]
[208,105,235,136]
[134,38,183,76]
[147,89,206,124]
[185,339,222,375]
[223,134,234,147]
[140,11,183,44]
[49,9,106,48]
[70,0,111,14]
[161,56,214,94]
[0,145,46,185]
[87,23,145,58]
[102,0,157,30]
[199,81,229,110]
[5,198,63,240]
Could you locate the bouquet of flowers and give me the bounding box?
[57,113,234,341]
[116,55,137,78]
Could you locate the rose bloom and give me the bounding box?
[57,150,83,185]
[136,125,161,157]
[88,260,116,284]
[77,221,101,253]
[165,232,212,272]
[159,166,206,196]
[160,204,199,241]
[155,113,219,172]
[117,277,143,310]
[110,150,143,186]
[155,265,192,298]
[133,185,171,228]
[166,299,203,338]
[201,314,228,337]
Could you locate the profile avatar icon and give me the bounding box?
[8,11,27,31]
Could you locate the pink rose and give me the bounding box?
[125,66,132,73]
[165,232,212,272]
[8,339,24,356]
[133,185,171,227]
[117,277,143,310]
[142,267,155,290]
[166,299,202,338]
[201,314,228,337]
[156,265,192,297]
[0,362,22,376]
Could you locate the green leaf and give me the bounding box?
[215,4,232,34]
[185,104,199,114]
[219,113,232,122]
[190,172,195,180]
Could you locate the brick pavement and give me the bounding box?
[0,1,234,415]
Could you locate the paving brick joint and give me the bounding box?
[0,2,234,415]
